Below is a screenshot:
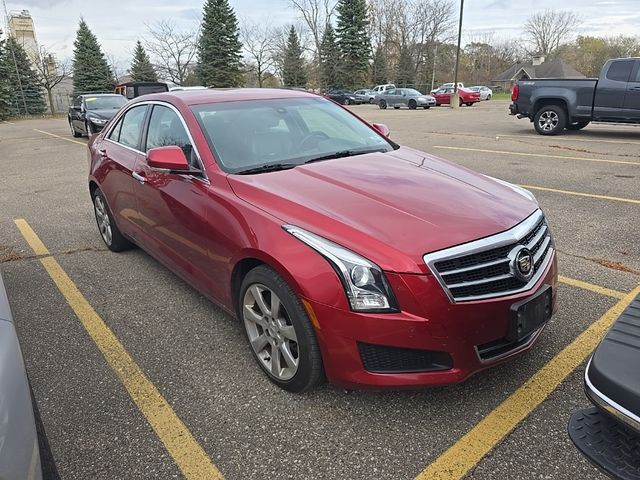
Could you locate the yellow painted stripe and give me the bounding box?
[416,284,640,480]
[432,145,640,166]
[34,128,86,146]
[559,275,625,300]
[498,133,640,146]
[14,219,223,480]
[521,184,640,205]
[2,120,16,125]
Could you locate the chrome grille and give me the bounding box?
[424,210,554,302]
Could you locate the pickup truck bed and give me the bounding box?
[510,57,640,135]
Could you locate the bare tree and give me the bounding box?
[106,53,126,84]
[241,20,276,87]
[524,10,581,57]
[32,46,70,114]
[144,20,199,85]
[289,0,337,56]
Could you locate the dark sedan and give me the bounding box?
[324,90,362,105]
[68,94,127,137]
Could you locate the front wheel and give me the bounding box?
[342,98,350,106]
[466,103,474,107]
[408,100,417,110]
[566,121,590,131]
[378,100,387,109]
[92,188,133,252]
[85,121,94,137]
[487,94,492,100]
[69,119,81,138]
[534,105,567,135]
[368,98,375,104]
[423,106,430,109]
[240,265,324,392]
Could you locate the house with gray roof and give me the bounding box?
[493,55,586,91]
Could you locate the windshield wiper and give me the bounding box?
[236,163,298,175]
[304,148,388,164]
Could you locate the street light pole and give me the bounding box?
[451,0,464,109]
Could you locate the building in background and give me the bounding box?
[7,9,39,65]
[493,55,586,92]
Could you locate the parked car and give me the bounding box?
[569,292,640,479]
[354,89,376,103]
[169,86,208,92]
[432,87,481,106]
[510,57,640,135]
[0,270,43,480]
[431,82,464,93]
[469,86,493,100]
[325,90,362,105]
[372,83,396,96]
[69,94,127,137]
[114,81,169,100]
[88,88,557,392]
[377,88,436,109]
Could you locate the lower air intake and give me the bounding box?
[358,342,453,373]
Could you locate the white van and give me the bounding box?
[372,84,396,96]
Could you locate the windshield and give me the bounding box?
[469,87,480,91]
[404,89,423,96]
[192,97,395,173]
[85,96,127,110]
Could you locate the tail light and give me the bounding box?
[511,84,519,101]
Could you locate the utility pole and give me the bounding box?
[430,42,438,92]
[451,0,464,109]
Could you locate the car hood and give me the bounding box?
[227,147,538,273]
[86,109,119,119]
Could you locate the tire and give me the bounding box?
[239,265,324,392]
[466,103,473,107]
[408,100,417,110]
[435,103,440,107]
[92,188,133,252]
[533,105,567,135]
[378,100,387,110]
[459,98,463,107]
[69,119,81,138]
[368,98,374,104]
[393,106,400,109]
[342,98,350,106]
[487,94,492,100]
[85,121,94,137]
[423,106,430,109]
[566,121,590,131]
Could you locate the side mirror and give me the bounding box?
[372,123,390,137]
[72,105,81,111]
[147,146,191,171]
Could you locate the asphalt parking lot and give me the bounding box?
[1,99,638,479]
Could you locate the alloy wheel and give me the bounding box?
[243,284,299,381]
[94,195,112,246]
[538,111,559,132]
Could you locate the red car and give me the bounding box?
[88,89,557,392]
[432,87,481,106]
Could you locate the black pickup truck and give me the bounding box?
[510,57,640,135]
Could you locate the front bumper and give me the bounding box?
[417,99,436,107]
[306,250,558,389]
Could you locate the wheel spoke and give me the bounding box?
[251,334,269,353]
[270,344,281,376]
[243,304,267,328]
[250,285,270,316]
[279,325,297,341]
[280,342,297,369]
[271,294,281,319]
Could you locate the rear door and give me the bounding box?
[594,59,635,119]
[624,60,640,120]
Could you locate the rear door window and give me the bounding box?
[111,105,148,149]
[606,60,634,82]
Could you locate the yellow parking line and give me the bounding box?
[521,184,640,205]
[14,219,224,480]
[34,128,86,146]
[432,145,640,166]
[559,275,625,299]
[498,133,640,146]
[416,284,640,480]
[2,120,16,125]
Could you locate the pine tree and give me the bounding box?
[371,46,389,85]
[72,19,115,94]
[197,0,243,87]
[1,37,46,115]
[395,45,416,86]
[130,41,157,82]
[0,39,14,119]
[282,26,307,88]
[319,24,340,89]
[335,0,370,89]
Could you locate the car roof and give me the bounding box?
[133,88,319,107]
[80,93,122,98]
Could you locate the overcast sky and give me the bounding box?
[4,0,639,66]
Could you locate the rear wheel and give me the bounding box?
[466,102,473,107]
[342,98,350,106]
[408,100,417,110]
[534,105,567,135]
[566,121,590,131]
[368,97,375,104]
[393,106,400,109]
[378,99,387,109]
[487,94,492,100]
[92,188,133,252]
[240,265,324,392]
[423,106,430,109]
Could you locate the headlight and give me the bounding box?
[283,225,398,312]
[349,96,355,100]
[89,117,107,125]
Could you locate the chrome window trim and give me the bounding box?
[585,357,640,433]
[103,100,210,185]
[423,209,553,303]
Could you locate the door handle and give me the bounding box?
[132,171,146,184]
[631,86,640,91]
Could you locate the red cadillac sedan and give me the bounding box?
[88,88,557,392]
[432,87,481,106]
